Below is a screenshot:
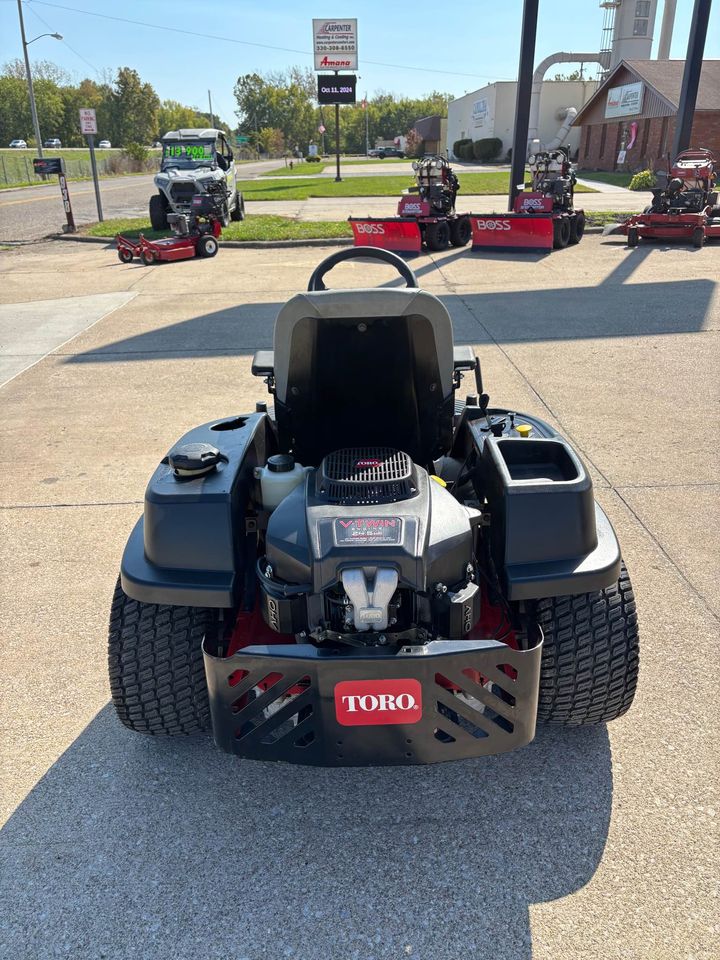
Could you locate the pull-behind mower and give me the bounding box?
[109,247,639,767]
[608,148,720,248]
[471,148,584,253]
[349,156,471,256]
[116,180,226,265]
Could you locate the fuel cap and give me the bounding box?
[267,454,295,473]
[169,442,223,478]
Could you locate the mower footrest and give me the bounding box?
[203,638,542,766]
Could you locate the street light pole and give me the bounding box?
[17,0,43,157]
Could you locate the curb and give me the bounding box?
[52,233,355,249]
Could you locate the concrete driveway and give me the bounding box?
[0,236,718,960]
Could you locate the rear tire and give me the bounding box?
[692,226,705,248]
[449,216,472,247]
[108,578,212,735]
[149,193,169,231]
[141,250,156,266]
[197,234,219,258]
[118,248,133,264]
[569,211,585,244]
[532,563,639,725]
[425,220,451,251]
[553,217,571,249]
[627,226,639,248]
[230,193,245,221]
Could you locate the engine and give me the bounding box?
[259,448,481,645]
[527,149,575,212]
[410,157,459,216]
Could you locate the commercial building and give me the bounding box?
[573,59,720,171]
[447,80,598,160]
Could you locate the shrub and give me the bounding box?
[452,138,472,161]
[405,127,424,158]
[629,169,657,191]
[122,142,150,172]
[472,137,502,162]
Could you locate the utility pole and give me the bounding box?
[364,92,369,157]
[508,0,540,211]
[208,90,215,128]
[672,0,712,157]
[17,0,44,157]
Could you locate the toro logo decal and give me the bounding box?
[474,218,512,231]
[334,679,422,726]
[355,458,382,469]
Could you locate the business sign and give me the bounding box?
[472,97,488,127]
[79,108,97,134]
[605,82,644,119]
[33,157,64,176]
[317,74,357,105]
[312,18,358,70]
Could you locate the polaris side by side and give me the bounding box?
[150,128,245,231]
[109,248,639,766]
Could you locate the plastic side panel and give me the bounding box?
[121,517,235,607]
[349,217,422,254]
[505,503,622,601]
[513,194,553,213]
[398,196,431,217]
[471,214,554,251]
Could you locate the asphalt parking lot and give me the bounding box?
[0,235,718,960]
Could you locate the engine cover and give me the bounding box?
[263,448,479,636]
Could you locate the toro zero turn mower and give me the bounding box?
[116,180,226,266]
[109,247,639,766]
[471,148,584,253]
[349,156,471,256]
[608,148,720,248]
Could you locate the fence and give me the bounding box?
[0,151,159,188]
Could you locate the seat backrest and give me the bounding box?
[272,288,455,466]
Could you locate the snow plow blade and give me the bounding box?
[349,217,422,256]
[470,213,554,252]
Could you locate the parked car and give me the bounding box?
[43,138,62,149]
[9,139,27,149]
[368,147,404,159]
[98,139,111,149]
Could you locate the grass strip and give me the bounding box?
[83,214,353,242]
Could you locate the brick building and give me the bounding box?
[573,59,720,172]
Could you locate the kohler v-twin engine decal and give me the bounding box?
[334,518,402,545]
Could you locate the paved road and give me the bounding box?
[0,159,285,242]
[0,236,718,960]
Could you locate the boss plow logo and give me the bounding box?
[473,218,512,231]
[355,222,385,235]
[335,679,422,726]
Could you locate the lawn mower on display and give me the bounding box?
[471,148,584,253]
[607,148,719,248]
[109,248,639,767]
[349,156,471,256]
[116,181,225,265]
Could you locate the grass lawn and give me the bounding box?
[262,162,327,177]
[84,214,352,242]
[576,171,635,189]
[237,172,596,201]
[583,209,637,226]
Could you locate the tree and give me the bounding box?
[551,70,584,81]
[158,99,198,137]
[106,67,160,146]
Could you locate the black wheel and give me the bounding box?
[117,248,133,264]
[219,201,231,227]
[532,563,639,725]
[425,220,451,251]
[197,234,219,258]
[230,193,245,221]
[108,578,213,735]
[627,226,639,248]
[149,193,169,231]
[449,216,472,247]
[552,217,571,249]
[569,211,585,244]
[692,226,705,248]
[141,250,156,266]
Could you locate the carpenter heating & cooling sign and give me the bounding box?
[605,82,644,119]
[312,19,358,70]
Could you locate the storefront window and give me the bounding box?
[636,1,650,16]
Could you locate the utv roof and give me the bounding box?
[161,128,220,141]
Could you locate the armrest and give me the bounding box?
[453,345,476,370]
[252,350,275,377]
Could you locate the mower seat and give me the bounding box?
[265,288,457,466]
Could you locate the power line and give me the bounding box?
[29,0,513,82]
[25,1,102,75]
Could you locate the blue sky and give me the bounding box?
[1,0,718,124]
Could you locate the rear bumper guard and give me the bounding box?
[203,636,542,766]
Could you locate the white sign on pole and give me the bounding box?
[605,82,644,120]
[79,108,98,134]
[312,19,358,70]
